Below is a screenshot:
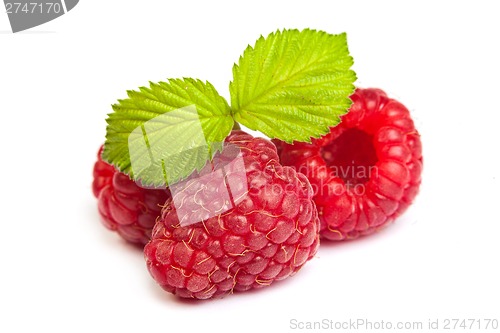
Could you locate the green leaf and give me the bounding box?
[230,29,356,143]
[103,78,233,187]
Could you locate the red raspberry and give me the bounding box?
[274,88,422,241]
[144,131,320,299]
[92,146,171,245]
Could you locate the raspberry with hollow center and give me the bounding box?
[144,131,320,299]
[274,88,423,240]
[92,146,171,245]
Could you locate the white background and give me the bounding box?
[1,1,499,332]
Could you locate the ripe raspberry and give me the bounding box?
[92,146,171,245]
[274,88,422,241]
[144,131,320,299]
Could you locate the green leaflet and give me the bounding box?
[103,78,233,187]
[230,29,356,143]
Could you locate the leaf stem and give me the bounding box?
[232,122,241,130]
